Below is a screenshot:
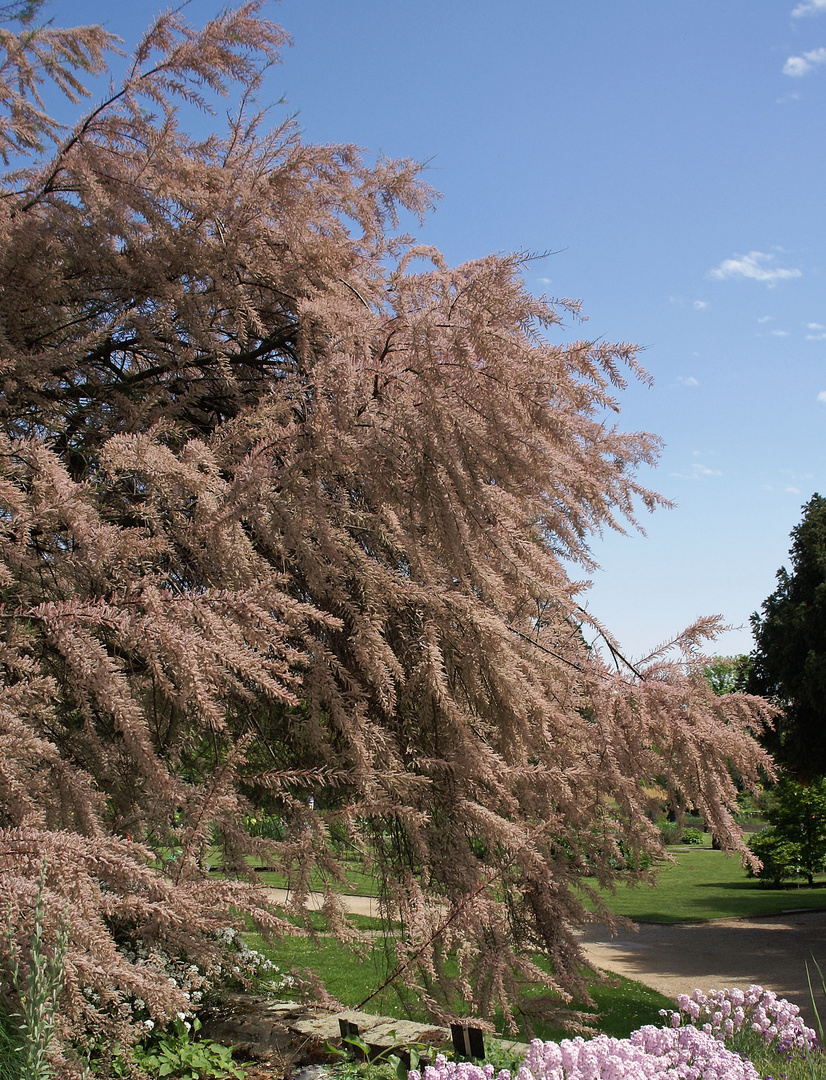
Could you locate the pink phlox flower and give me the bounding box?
[524,1025,758,1080]
[415,1056,511,1080]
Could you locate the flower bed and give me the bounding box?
[409,985,818,1080]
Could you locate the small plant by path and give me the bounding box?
[126,1017,251,1080]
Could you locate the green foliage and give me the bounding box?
[681,828,703,846]
[802,956,826,1080]
[610,840,653,871]
[242,813,284,840]
[1,862,68,1080]
[657,823,704,846]
[131,1018,248,1080]
[747,830,807,887]
[749,493,826,778]
[748,777,826,886]
[657,822,681,846]
[703,655,752,696]
[725,1026,818,1080]
[734,790,766,826]
[326,1032,423,1080]
[332,1060,402,1080]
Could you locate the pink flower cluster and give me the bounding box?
[410,1056,511,1080]
[662,985,816,1051]
[410,986,816,1080]
[515,1026,759,1080]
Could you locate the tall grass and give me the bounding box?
[0,1010,21,1080]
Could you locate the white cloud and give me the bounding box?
[771,329,790,336]
[671,462,722,480]
[708,250,802,285]
[693,299,708,310]
[783,46,826,76]
[538,277,552,285]
[678,376,699,387]
[792,0,826,15]
[818,390,826,403]
[786,486,802,493]
[757,315,773,323]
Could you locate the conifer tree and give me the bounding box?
[749,494,826,779]
[0,2,774,1058]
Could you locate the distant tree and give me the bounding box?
[0,1,775,1057]
[749,495,826,779]
[703,655,752,696]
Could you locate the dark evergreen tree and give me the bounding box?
[749,494,826,779]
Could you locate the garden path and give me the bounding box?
[576,909,826,1024]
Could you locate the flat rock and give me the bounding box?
[290,1008,449,1049]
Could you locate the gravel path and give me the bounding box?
[576,910,826,1024]
[265,888,382,917]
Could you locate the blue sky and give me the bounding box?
[63,1,826,661]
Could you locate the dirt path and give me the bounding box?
[265,888,383,918]
[266,889,826,1025]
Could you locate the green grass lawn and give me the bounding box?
[252,863,381,897]
[250,925,674,1042]
[594,844,826,923]
[246,841,826,924]
[208,848,382,898]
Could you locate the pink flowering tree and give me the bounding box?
[0,0,775,1058]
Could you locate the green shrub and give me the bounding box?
[747,829,805,886]
[748,776,826,886]
[658,822,681,845]
[610,841,652,871]
[681,828,703,846]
